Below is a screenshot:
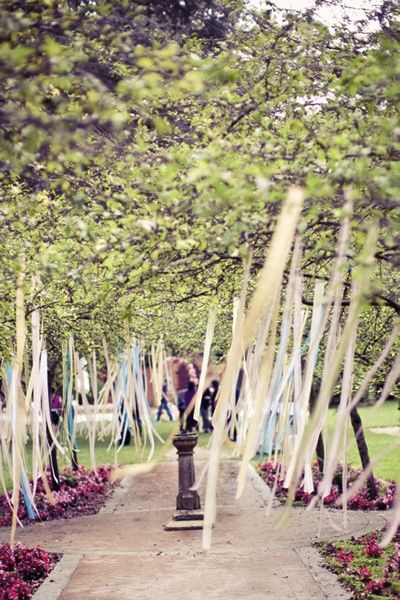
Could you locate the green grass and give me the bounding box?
[67,420,176,468]
[328,401,400,481]
[2,402,398,493]
[1,421,177,492]
[253,401,399,481]
[1,421,221,492]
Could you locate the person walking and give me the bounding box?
[200,383,215,433]
[177,390,187,432]
[156,381,173,421]
[210,379,220,416]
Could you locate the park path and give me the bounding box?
[1,447,388,600]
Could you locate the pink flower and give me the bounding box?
[358,565,372,580]
[384,543,400,576]
[366,578,385,594]
[0,465,115,527]
[323,491,339,505]
[0,542,57,599]
[364,538,383,558]
[14,545,53,580]
[0,543,16,571]
[258,461,396,512]
[336,549,353,564]
[0,572,31,600]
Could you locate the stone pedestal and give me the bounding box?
[173,432,201,510]
[165,432,203,531]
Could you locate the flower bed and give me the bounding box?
[318,529,400,599]
[0,542,60,599]
[259,462,395,510]
[0,465,116,527]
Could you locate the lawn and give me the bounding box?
[254,401,399,482]
[2,402,398,493]
[1,418,218,492]
[63,420,177,469]
[1,420,177,492]
[328,401,400,481]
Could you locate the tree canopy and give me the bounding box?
[0,0,399,390]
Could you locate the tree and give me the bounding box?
[0,0,398,378]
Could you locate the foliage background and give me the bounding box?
[0,0,399,396]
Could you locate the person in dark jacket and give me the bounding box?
[210,379,220,416]
[183,380,197,433]
[156,381,173,421]
[201,380,219,433]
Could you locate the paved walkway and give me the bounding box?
[1,448,388,600]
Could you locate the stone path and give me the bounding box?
[370,426,400,437]
[0,449,388,600]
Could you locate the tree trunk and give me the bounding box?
[315,434,325,475]
[309,384,325,473]
[70,446,79,472]
[350,407,378,499]
[47,362,60,490]
[46,424,60,491]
